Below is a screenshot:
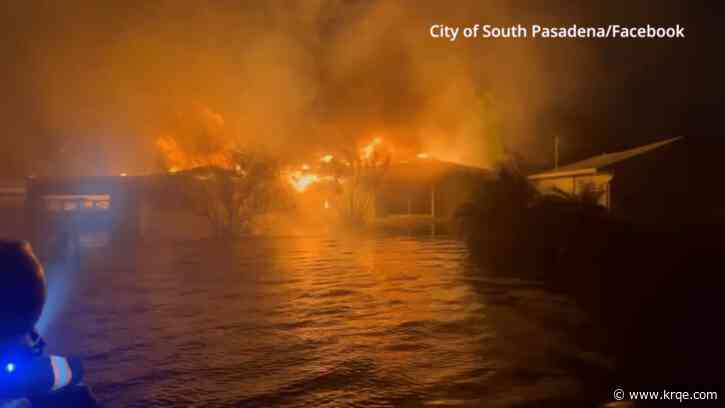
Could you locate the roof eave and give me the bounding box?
[528,168,598,180]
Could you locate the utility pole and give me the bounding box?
[554,135,560,169]
[430,184,436,236]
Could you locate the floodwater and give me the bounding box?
[41,236,614,407]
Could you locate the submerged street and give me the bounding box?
[42,236,610,407]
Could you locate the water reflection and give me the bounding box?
[44,236,611,407]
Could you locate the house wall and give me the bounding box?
[0,184,28,240]
[531,173,612,208]
[25,177,145,253]
[608,140,691,224]
[376,171,486,219]
[377,184,431,217]
[140,205,212,241]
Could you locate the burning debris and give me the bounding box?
[282,137,394,194]
[287,170,321,193]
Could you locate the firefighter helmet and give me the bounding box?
[0,241,46,338]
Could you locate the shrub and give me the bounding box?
[182,151,287,238]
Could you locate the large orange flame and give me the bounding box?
[156,134,233,172]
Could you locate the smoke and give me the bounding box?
[0,0,695,176]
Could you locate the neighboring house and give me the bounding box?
[25,176,145,251]
[529,137,687,223]
[0,181,28,240]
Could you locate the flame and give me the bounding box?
[321,154,334,163]
[362,137,382,160]
[417,153,430,159]
[154,106,235,173]
[286,163,339,193]
[324,199,330,209]
[156,134,232,172]
[288,170,320,192]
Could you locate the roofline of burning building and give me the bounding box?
[385,158,493,187]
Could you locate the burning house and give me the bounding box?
[280,138,492,233]
[13,137,493,244]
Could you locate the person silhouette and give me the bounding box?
[0,240,98,407]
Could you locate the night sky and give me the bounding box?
[0,1,720,177]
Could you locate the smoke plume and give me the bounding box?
[0,0,700,177]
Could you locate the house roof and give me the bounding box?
[532,137,681,177]
[26,175,146,196]
[386,158,492,185]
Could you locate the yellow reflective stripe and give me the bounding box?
[49,356,72,391]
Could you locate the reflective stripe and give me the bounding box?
[1,399,32,408]
[49,356,72,391]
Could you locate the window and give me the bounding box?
[42,194,112,212]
